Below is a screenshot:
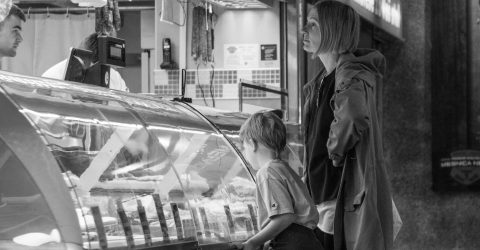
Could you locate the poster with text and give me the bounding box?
[224,44,259,69]
[260,44,279,68]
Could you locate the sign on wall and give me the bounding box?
[435,150,480,191]
[260,44,279,68]
[224,44,260,69]
[260,44,277,61]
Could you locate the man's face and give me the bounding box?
[0,15,23,57]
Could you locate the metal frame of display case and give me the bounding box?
[178,102,255,180]
[0,90,83,246]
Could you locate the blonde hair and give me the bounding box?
[314,1,360,54]
[239,111,286,159]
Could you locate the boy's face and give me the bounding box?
[242,139,259,170]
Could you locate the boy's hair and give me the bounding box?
[314,1,360,54]
[239,111,286,158]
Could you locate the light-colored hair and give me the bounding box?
[313,1,360,54]
[239,111,286,159]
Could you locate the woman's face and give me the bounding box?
[302,8,321,54]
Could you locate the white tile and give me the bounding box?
[222,84,238,99]
[154,70,169,86]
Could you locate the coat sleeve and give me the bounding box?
[327,78,370,166]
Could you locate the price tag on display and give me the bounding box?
[170,203,184,240]
[90,206,108,249]
[152,194,170,242]
[199,207,211,238]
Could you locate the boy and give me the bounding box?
[237,111,323,250]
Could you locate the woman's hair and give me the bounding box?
[314,1,360,54]
[239,111,286,159]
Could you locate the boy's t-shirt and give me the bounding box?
[255,159,319,230]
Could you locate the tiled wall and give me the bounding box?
[153,70,180,96]
[153,69,281,99]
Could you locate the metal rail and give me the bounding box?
[22,6,154,14]
[238,79,288,112]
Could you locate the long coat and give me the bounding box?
[326,49,394,250]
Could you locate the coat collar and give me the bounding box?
[303,49,386,96]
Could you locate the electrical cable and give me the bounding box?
[196,63,208,106]
[209,64,215,107]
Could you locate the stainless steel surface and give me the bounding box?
[295,0,306,125]
[280,0,288,120]
[16,0,154,9]
[285,0,304,124]
[21,6,154,14]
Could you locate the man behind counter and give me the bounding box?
[0,4,25,59]
[42,32,129,92]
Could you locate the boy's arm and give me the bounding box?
[242,213,296,250]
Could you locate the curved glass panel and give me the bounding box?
[129,99,257,245]
[188,104,304,177]
[0,74,259,248]
[0,138,61,248]
[0,82,192,249]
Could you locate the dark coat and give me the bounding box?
[327,49,395,250]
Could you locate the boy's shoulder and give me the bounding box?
[257,160,291,180]
[267,159,290,171]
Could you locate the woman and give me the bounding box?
[302,1,395,250]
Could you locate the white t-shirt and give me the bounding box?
[42,59,129,92]
[255,159,319,230]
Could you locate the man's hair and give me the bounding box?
[314,1,360,54]
[7,5,26,22]
[239,111,286,158]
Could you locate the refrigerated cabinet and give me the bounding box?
[0,71,302,249]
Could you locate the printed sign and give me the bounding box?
[261,44,277,61]
[224,44,260,69]
[440,155,480,185]
[434,150,480,191]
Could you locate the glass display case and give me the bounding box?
[0,71,302,250]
